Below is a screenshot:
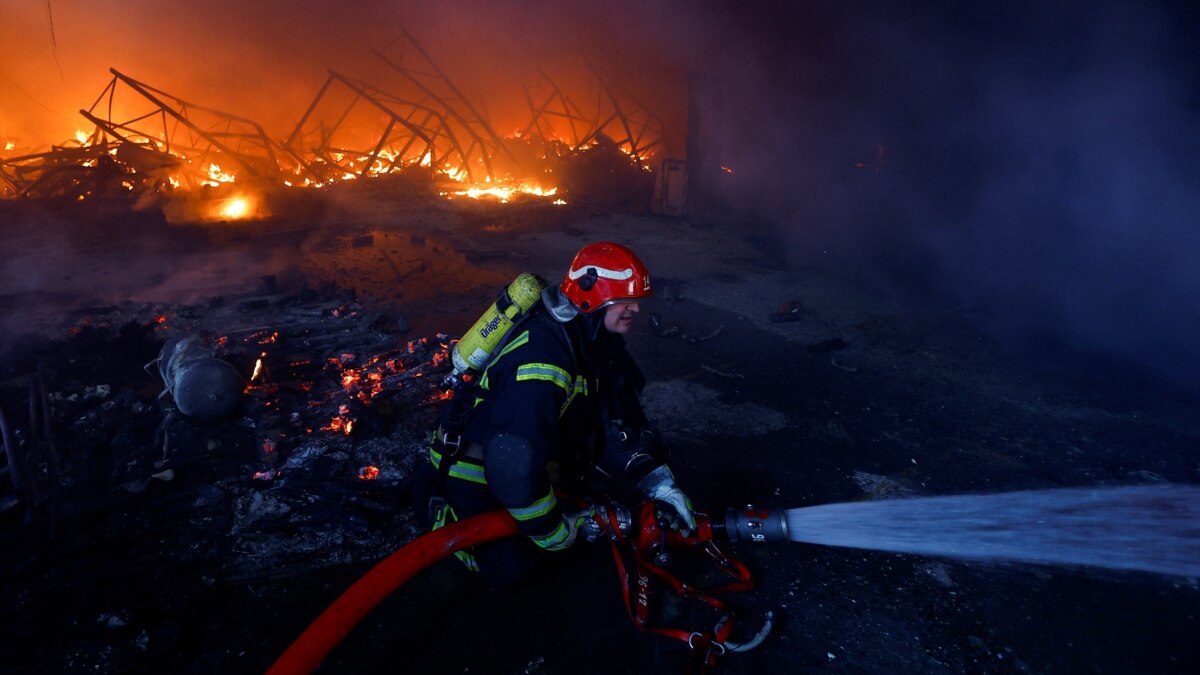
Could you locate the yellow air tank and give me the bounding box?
[451,272,547,377]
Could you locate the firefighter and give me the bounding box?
[418,242,695,589]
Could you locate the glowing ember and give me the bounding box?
[323,416,354,435]
[552,199,567,205]
[3,141,14,152]
[358,465,381,480]
[250,352,267,382]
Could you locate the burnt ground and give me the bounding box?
[1,188,1198,674]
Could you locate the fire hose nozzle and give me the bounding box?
[719,506,790,544]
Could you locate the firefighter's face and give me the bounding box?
[603,301,639,334]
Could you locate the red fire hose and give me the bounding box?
[266,510,520,675]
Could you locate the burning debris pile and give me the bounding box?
[0,29,664,215]
[0,280,454,597]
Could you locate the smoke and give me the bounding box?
[0,0,705,151]
[696,0,1200,396]
[3,0,1197,393]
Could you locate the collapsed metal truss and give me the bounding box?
[2,31,671,201]
[576,63,666,169]
[520,70,592,151]
[79,68,309,188]
[373,28,525,181]
[283,71,465,183]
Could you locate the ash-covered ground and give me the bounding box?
[1,188,1197,674]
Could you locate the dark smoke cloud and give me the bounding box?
[698,0,1200,396]
[1,0,712,151]
[3,0,1197,394]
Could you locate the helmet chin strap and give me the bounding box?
[583,309,608,342]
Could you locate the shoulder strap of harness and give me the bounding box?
[428,299,552,519]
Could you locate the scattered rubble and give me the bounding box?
[850,470,917,500]
[643,380,788,441]
[0,281,454,584]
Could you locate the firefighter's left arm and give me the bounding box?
[484,433,576,550]
[482,347,579,551]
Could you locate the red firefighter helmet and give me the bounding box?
[560,242,652,313]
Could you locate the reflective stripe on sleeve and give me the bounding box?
[507,488,558,522]
[531,520,571,550]
[515,363,572,393]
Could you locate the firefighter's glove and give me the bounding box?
[637,465,697,531]
[547,507,596,551]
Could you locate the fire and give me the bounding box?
[250,352,267,382]
[4,141,15,152]
[204,163,236,186]
[450,183,558,203]
[358,465,381,480]
[75,129,91,145]
[213,195,256,220]
[221,198,249,218]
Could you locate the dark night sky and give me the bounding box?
[2,0,1197,394]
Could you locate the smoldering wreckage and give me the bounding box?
[0,28,752,673]
[3,25,1200,675]
[1,273,772,673]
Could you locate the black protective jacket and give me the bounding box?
[458,287,659,549]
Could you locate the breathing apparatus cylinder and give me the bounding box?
[449,272,547,379]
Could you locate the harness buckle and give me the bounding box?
[440,431,463,457]
[427,495,447,524]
